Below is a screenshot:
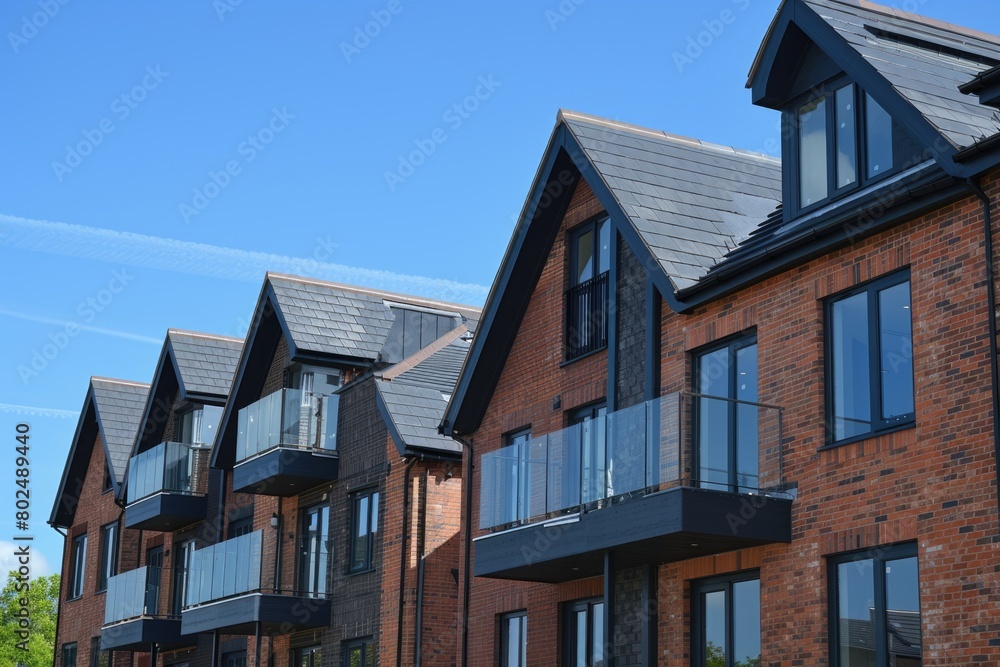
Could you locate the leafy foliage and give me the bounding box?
[0,570,59,667]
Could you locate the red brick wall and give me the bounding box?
[463,170,1000,665]
[54,431,142,667]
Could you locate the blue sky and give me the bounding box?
[0,0,996,575]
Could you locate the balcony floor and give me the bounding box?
[181,592,331,635]
[474,486,792,582]
[233,448,339,496]
[124,493,208,531]
[100,617,188,652]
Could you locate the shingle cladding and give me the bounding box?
[90,378,149,482]
[804,0,1000,149]
[375,338,470,455]
[169,330,242,397]
[562,112,783,290]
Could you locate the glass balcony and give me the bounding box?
[236,389,338,462]
[181,529,331,635]
[478,392,785,530]
[104,566,164,624]
[127,442,210,504]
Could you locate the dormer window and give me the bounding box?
[792,80,903,212]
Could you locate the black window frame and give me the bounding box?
[171,538,195,615]
[96,521,118,593]
[690,570,761,667]
[293,645,321,667]
[228,516,254,539]
[343,638,375,667]
[298,501,330,596]
[563,597,606,667]
[692,333,759,492]
[89,637,112,667]
[823,269,915,447]
[828,542,921,666]
[565,215,611,362]
[62,642,78,667]
[69,532,87,600]
[499,611,527,667]
[348,488,380,573]
[786,77,903,217]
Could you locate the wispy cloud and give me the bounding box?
[0,541,53,577]
[0,402,79,419]
[0,213,489,304]
[0,309,162,345]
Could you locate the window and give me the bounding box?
[299,503,330,595]
[349,489,379,572]
[500,612,527,667]
[792,81,908,211]
[179,405,223,444]
[69,533,87,599]
[103,466,112,492]
[692,572,761,667]
[97,522,118,593]
[830,543,921,666]
[228,516,254,539]
[570,404,608,505]
[827,271,914,443]
[62,643,78,667]
[89,638,111,667]
[295,646,322,667]
[344,638,375,667]
[564,599,605,667]
[171,539,194,614]
[695,337,759,491]
[146,546,164,616]
[485,427,542,527]
[566,216,611,360]
[222,651,247,667]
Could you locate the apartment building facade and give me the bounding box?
[442,1,1000,665]
[50,274,478,667]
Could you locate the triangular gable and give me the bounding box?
[748,0,1000,175]
[441,110,780,436]
[49,377,149,528]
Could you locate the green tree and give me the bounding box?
[0,570,60,667]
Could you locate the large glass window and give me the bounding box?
[831,543,921,666]
[692,572,761,667]
[299,503,330,595]
[146,545,164,616]
[295,646,321,667]
[566,217,611,360]
[564,599,605,667]
[179,405,223,444]
[97,522,118,592]
[171,539,194,615]
[349,489,379,572]
[793,81,902,211]
[90,637,111,667]
[500,612,527,667]
[62,643,78,667]
[828,272,913,443]
[695,337,759,492]
[344,638,375,667]
[69,533,87,599]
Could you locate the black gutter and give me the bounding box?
[414,467,428,667]
[968,178,1000,530]
[396,457,418,667]
[955,133,1000,163]
[445,433,474,667]
[49,525,66,667]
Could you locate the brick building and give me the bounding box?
[50,377,150,667]
[442,1,1000,665]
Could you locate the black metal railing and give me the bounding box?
[565,271,609,360]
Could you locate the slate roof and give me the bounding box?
[169,329,242,397]
[560,111,783,291]
[803,0,1000,149]
[268,273,480,361]
[91,377,150,482]
[375,331,471,456]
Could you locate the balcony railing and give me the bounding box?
[478,392,784,530]
[183,529,331,609]
[104,566,165,625]
[236,389,338,463]
[565,271,609,360]
[126,442,210,504]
